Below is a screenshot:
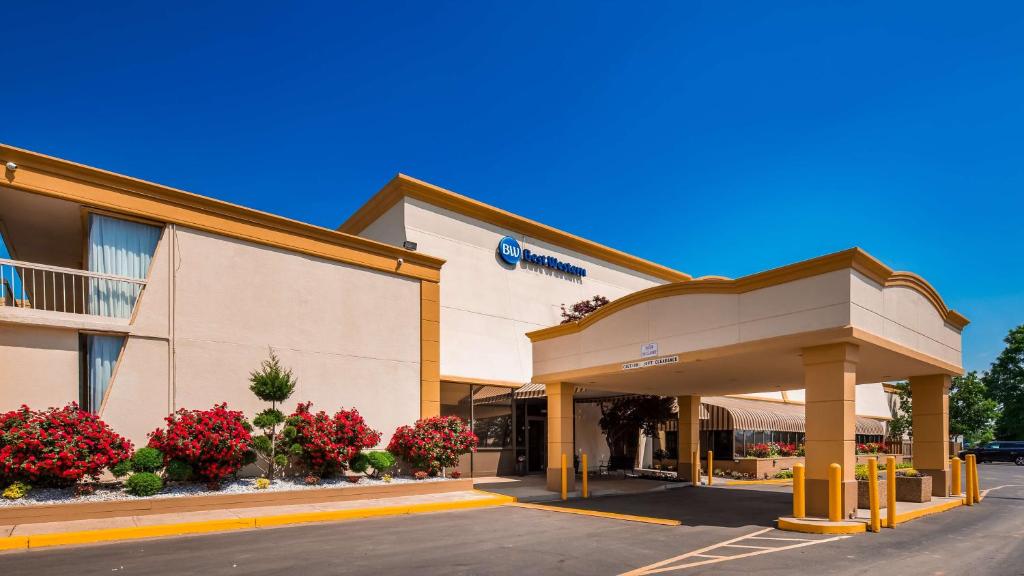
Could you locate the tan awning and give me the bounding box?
[514,382,589,399]
[699,396,885,436]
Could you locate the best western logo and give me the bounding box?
[497,236,586,277]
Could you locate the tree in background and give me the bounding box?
[984,324,1024,440]
[249,351,297,482]
[598,396,674,456]
[950,372,998,445]
[886,381,913,444]
[560,295,610,324]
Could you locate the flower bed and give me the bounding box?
[0,476,474,525]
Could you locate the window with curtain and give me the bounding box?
[83,334,125,413]
[87,214,161,318]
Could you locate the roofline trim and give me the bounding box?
[527,247,969,342]
[0,144,444,281]
[339,173,691,283]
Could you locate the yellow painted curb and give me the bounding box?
[508,502,681,526]
[28,518,255,549]
[0,535,28,551]
[894,499,963,525]
[776,517,866,534]
[0,493,515,551]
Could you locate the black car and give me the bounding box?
[959,441,1024,465]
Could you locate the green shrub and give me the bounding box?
[366,451,396,477]
[774,469,794,479]
[125,472,163,497]
[248,351,297,482]
[111,459,133,478]
[131,447,164,474]
[349,452,370,474]
[165,460,193,482]
[2,481,31,500]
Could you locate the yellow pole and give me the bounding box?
[707,450,714,486]
[793,463,805,518]
[886,456,896,528]
[582,453,589,498]
[561,453,567,501]
[965,454,975,506]
[692,450,700,487]
[868,457,880,533]
[971,454,981,502]
[828,463,842,522]
[951,457,961,497]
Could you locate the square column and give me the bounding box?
[911,374,951,496]
[677,395,700,481]
[546,382,576,492]
[803,343,858,518]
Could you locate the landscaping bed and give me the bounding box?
[0,476,474,525]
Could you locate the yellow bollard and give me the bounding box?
[965,454,975,506]
[692,450,700,487]
[561,453,567,501]
[582,453,589,498]
[951,457,962,497]
[828,463,842,522]
[793,463,806,518]
[886,456,896,528]
[868,457,880,533]
[971,454,981,502]
[707,450,714,486]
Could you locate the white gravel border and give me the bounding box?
[0,475,459,508]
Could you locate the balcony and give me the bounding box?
[0,186,158,331]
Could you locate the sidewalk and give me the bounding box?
[0,490,512,551]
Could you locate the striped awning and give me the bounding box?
[514,382,589,399]
[699,396,885,436]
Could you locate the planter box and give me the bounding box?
[895,475,932,503]
[856,479,888,509]
[0,478,473,526]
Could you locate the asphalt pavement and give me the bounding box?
[1,463,1021,575]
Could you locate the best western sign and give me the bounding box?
[498,236,587,277]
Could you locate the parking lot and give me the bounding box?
[1,464,1021,575]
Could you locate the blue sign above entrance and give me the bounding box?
[497,237,587,277]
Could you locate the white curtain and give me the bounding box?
[87,334,125,413]
[87,214,161,318]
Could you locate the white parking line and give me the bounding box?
[620,527,850,575]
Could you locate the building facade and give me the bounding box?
[1,145,964,515]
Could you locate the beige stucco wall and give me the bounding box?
[163,227,421,447]
[397,197,667,384]
[0,324,79,411]
[2,223,423,450]
[533,269,963,377]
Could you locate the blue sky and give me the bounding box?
[3,2,1022,372]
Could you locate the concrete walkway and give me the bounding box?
[0,490,511,550]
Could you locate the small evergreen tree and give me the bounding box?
[249,351,297,482]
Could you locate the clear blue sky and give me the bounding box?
[3,2,1022,373]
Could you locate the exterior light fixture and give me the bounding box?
[4,162,15,171]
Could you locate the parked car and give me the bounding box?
[959,441,1024,465]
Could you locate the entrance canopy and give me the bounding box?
[528,248,967,396]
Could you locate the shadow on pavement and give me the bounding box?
[537,486,791,528]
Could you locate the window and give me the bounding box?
[87,214,161,318]
[472,386,513,449]
[80,333,125,413]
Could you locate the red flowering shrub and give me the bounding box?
[147,403,253,482]
[776,443,798,457]
[284,402,381,476]
[387,416,478,474]
[0,403,133,487]
[857,442,886,454]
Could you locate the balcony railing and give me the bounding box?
[0,258,147,319]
